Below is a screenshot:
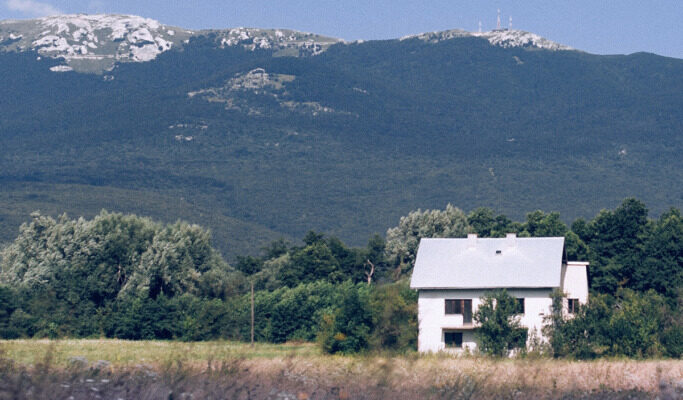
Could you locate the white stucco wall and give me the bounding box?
[561,262,589,304]
[417,288,554,353]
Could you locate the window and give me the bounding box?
[568,298,579,314]
[515,298,525,314]
[445,299,457,314]
[444,331,463,348]
[445,299,473,323]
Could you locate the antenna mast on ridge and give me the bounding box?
[497,9,501,30]
[509,16,512,30]
[478,20,482,33]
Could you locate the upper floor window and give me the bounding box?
[515,298,525,314]
[445,299,472,323]
[568,298,579,314]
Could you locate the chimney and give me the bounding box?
[467,233,477,249]
[506,233,517,248]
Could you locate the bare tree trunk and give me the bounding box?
[365,259,375,285]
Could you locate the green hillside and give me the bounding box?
[0,34,681,257]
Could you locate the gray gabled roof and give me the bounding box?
[410,236,565,289]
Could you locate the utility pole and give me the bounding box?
[250,280,254,347]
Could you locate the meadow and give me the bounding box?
[0,339,681,399]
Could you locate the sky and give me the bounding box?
[1,0,681,58]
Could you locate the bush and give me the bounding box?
[474,289,526,357]
[544,289,678,359]
[318,285,373,354]
[369,282,417,351]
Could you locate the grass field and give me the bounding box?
[0,339,319,366]
[1,339,681,399]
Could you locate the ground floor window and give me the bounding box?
[444,331,463,348]
[568,298,579,314]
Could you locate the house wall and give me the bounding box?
[417,288,554,353]
[561,262,589,304]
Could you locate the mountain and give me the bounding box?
[0,15,567,74]
[0,15,681,259]
[0,14,340,73]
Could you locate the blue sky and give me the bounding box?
[1,0,681,58]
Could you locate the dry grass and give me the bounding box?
[0,339,681,399]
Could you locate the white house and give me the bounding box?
[410,233,588,353]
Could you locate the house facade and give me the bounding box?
[410,233,588,353]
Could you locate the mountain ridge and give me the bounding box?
[1,13,576,73]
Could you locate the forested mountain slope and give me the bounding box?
[1,15,681,258]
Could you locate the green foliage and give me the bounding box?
[0,211,234,301]
[544,289,679,359]
[0,199,680,359]
[474,290,526,357]
[281,241,341,286]
[385,204,470,276]
[577,198,650,294]
[634,208,683,302]
[102,296,179,340]
[318,284,373,354]
[467,208,520,238]
[543,289,568,357]
[368,282,418,351]
[565,199,682,304]
[272,232,376,287]
[520,211,567,237]
[235,256,263,276]
[0,211,242,340]
[0,285,19,338]
[609,290,666,357]
[264,281,339,343]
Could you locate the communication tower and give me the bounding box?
[497,9,501,30]
[478,20,482,33]
[509,16,512,30]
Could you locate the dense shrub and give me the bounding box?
[368,282,418,351]
[318,284,373,354]
[474,290,527,356]
[544,289,680,359]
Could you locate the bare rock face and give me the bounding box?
[402,28,572,51]
[0,14,192,72]
[0,15,341,73]
[187,68,349,117]
[1,13,572,75]
[210,27,341,56]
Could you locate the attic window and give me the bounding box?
[496,250,502,255]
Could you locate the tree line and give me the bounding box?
[0,198,680,357]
